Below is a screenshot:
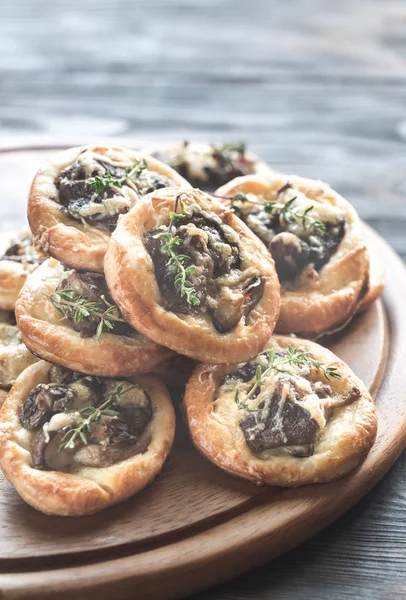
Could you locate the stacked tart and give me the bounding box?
[0,142,382,517]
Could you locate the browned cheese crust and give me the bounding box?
[104,187,281,364]
[28,145,192,273]
[0,361,176,516]
[15,259,174,377]
[216,175,370,338]
[184,335,377,487]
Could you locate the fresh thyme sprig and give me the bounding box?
[282,198,326,236]
[91,159,148,194]
[217,191,326,237]
[59,383,137,450]
[214,192,277,215]
[154,193,200,308]
[50,288,126,338]
[234,345,341,411]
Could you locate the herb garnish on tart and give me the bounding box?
[20,366,153,470]
[56,150,174,231]
[50,269,131,339]
[144,192,264,332]
[220,183,346,281]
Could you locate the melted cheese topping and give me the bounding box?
[214,352,336,457]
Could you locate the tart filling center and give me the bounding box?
[230,184,346,281]
[55,149,174,231]
[20,366,152,471]
[1,233,45,272]
[218,346,359,458]
[154,142,255,191]
[144,196,264,333]
[50,267,134,339]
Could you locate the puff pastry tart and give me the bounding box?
[0,229,46,310]
[143,141,276,191]
[16,258,174,377]
[216,175,369,337]
[0,323,38,390]
[184,336,377,486]
[28,145,191,273]
[0,362,175,516]
[104,188,281,364]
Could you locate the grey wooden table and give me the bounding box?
[1,0,406,598]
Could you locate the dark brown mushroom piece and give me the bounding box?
[74,442,147,468]
[240,379,320,455]
[32,430,56,469]
[270,232,311,281]
[308,217,347,270]
[20,383,76,430]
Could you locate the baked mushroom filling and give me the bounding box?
[219,346,359,458]
[229,184,346,281]
[50,268,134,338]
[20,366,153,471]
[55,149,174,231]
[153,142,255,191]
[1,233,45,271]
[143,195,264,333]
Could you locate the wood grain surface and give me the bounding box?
[1,1,406,598]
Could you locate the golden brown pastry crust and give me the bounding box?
[0,361,176,516]
[216,175,369,338]
[357,243,385,313]
[0,229,46,311]
[15,258,174,377]
[104,187,281,364]
[184,335,377,487]
[0,323,39,387]
[28,145,192,273]
[0,389,8,408]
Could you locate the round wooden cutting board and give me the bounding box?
[0,147,404,600]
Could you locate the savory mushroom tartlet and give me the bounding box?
[143,141,276,192]
[0,362,175,516]
[104,188,281,364]
[16,258,174,377]
[216,175,369,337]
[184,335,377,486]
[0,229,46,310]
[28,145,191,272]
